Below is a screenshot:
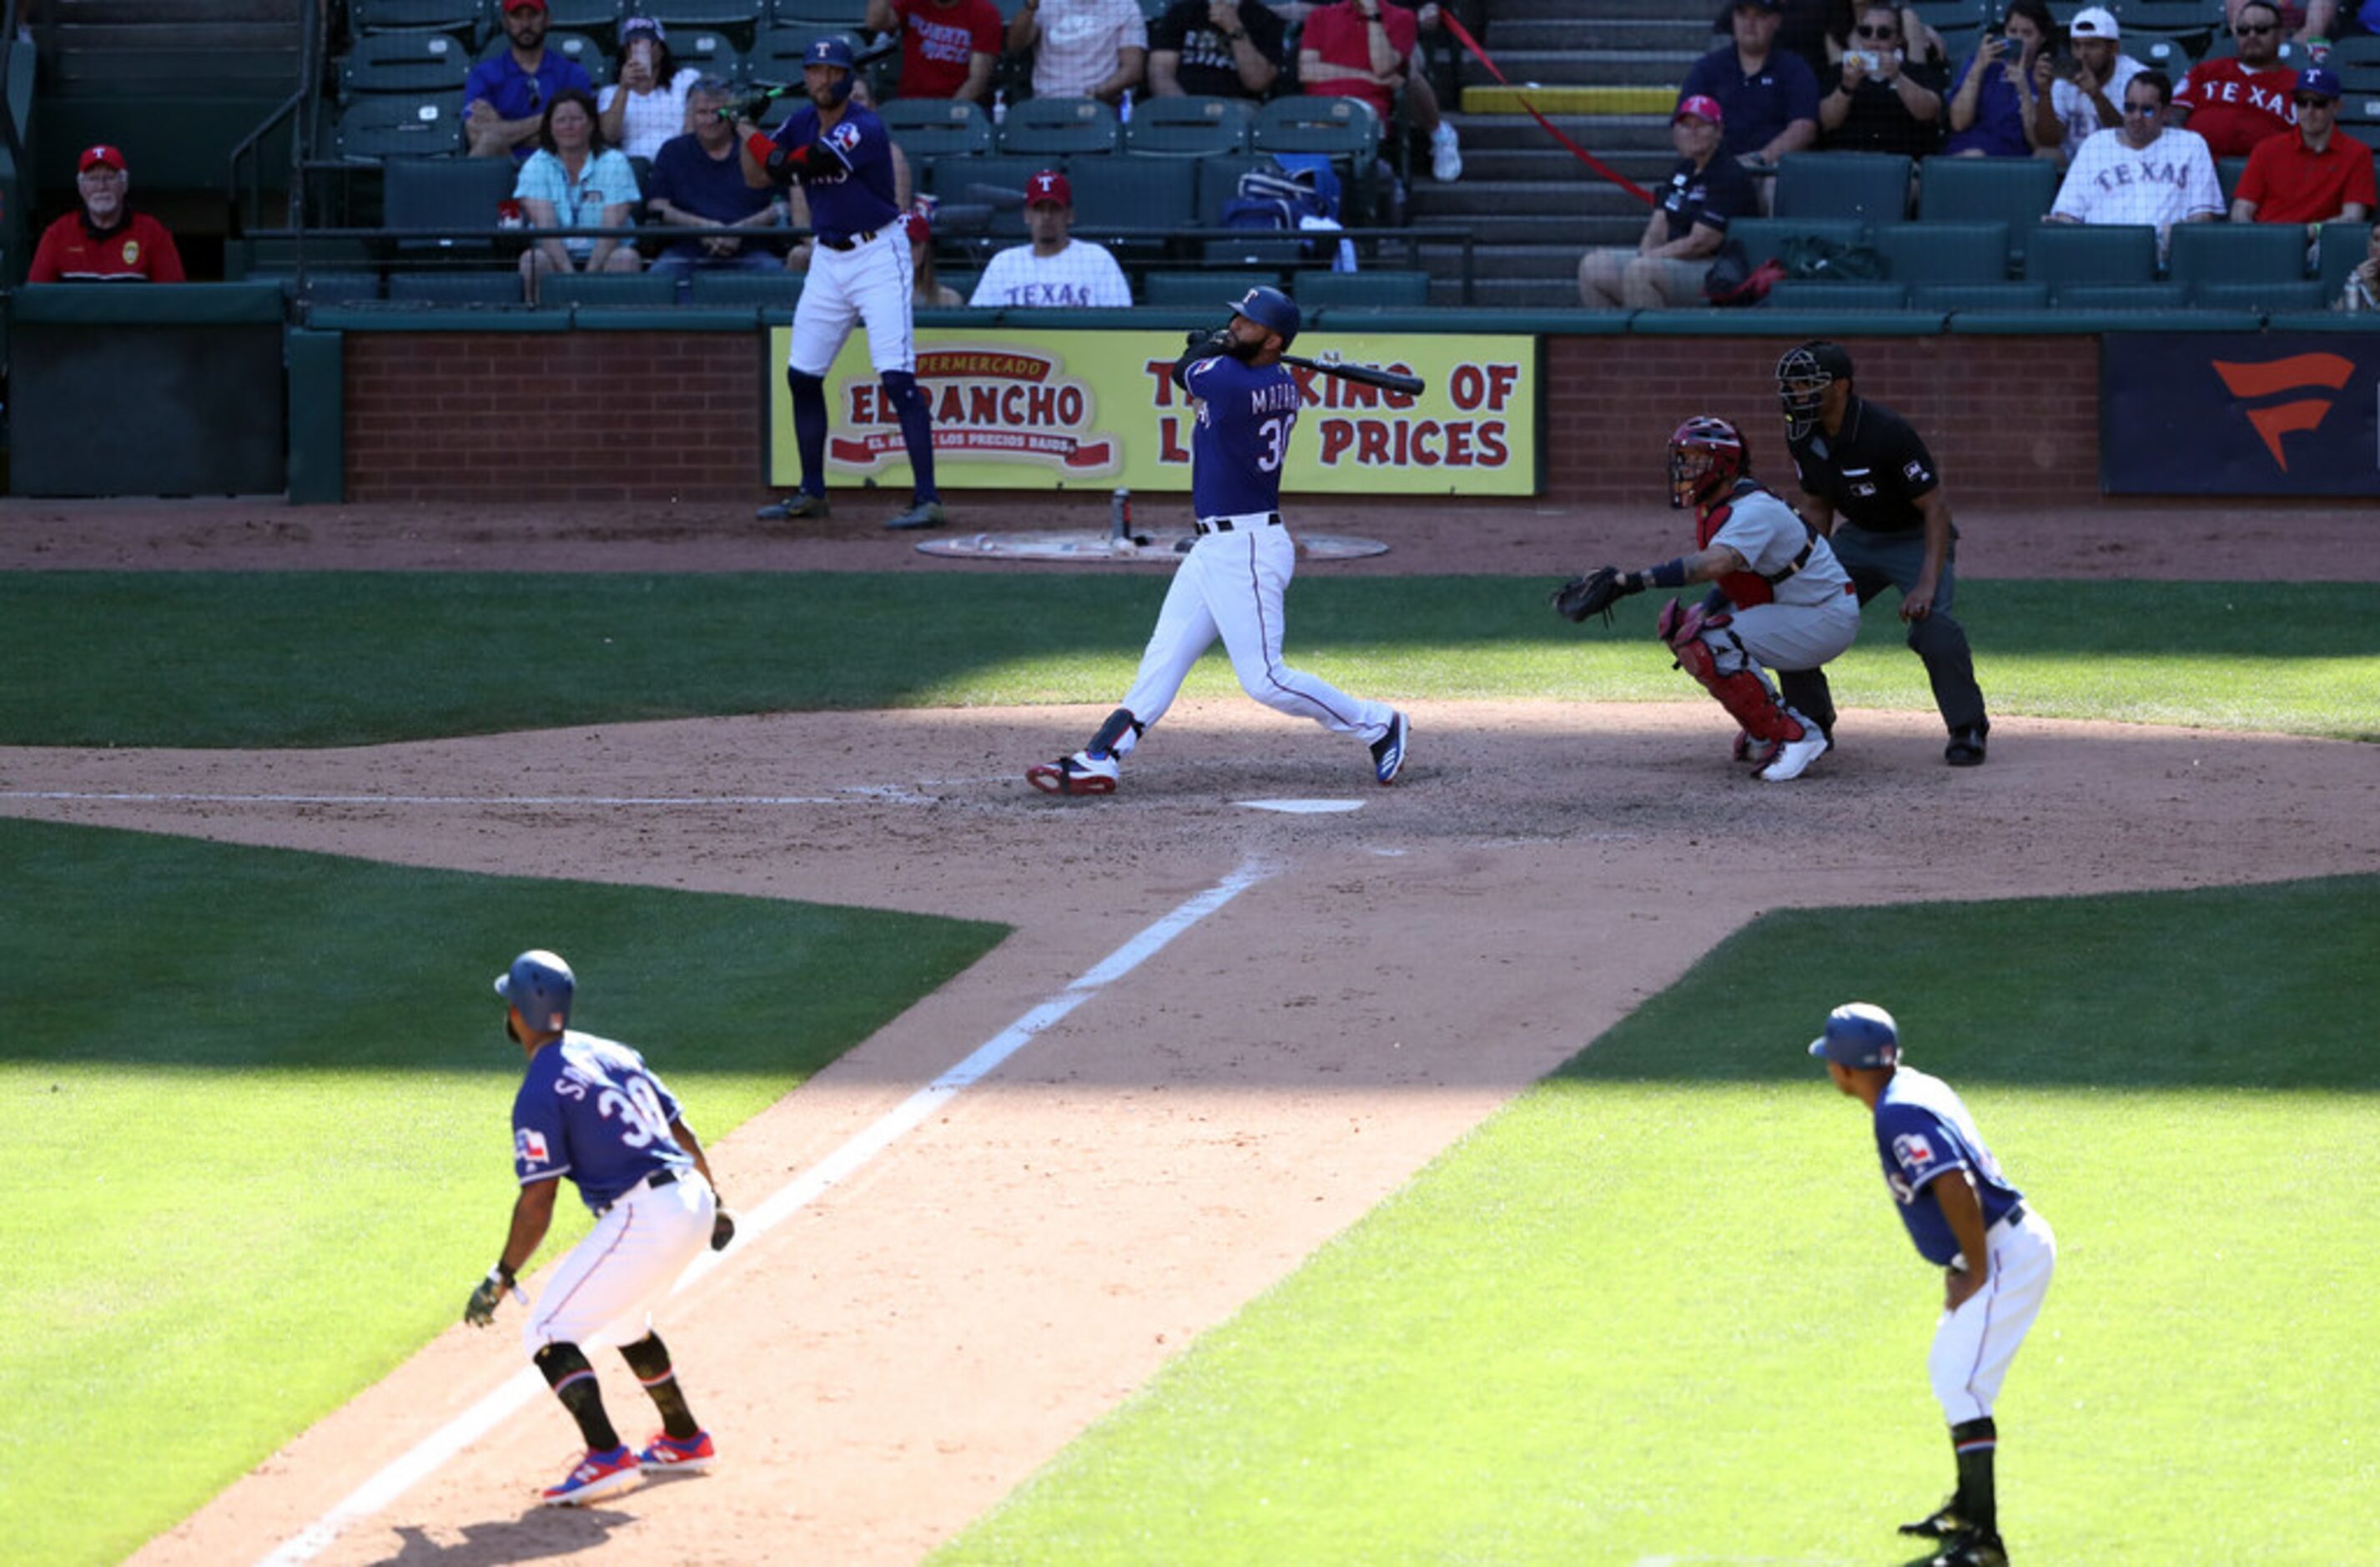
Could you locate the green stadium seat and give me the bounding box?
[663,28,745,82]
[1062,159,1194,264]
[1764,280,1910,309]
[479,28,615,86]
[339,32,475,99]
[1142,270,1272,304]
[335,94,467,158]
[350,0,487,41]
[545,0,626,38]
[2215,155,2249,205]
[2050,280,2190,308]
[1251,95,1379,161]
[996,96,1122,155]
[255,270,386,303]
[2023,221,2157,288]
[539,271,680,307]
[2192,279,2326,310]
[1725,215,1866,268]
[628,0,765,51]
[1916,154,2060,265]
[1292,269,1432,308]
[1874,219,2010,283]
[1773,151,1913,224]
[924,154,1048,239]
[770,0,860,23]
[383,156,521,252]
[2325,34,2380,65]
[1204,233,1306,266]
[2166,221,2309,295]
[388,270,525,303]
[880,96,994,158]
[686,269,803,307]
[1125,95,1253,157]
[1909,280,2050,310]
[2316,219,2372,300]
[2334,92,2380,133]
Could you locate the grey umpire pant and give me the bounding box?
[1778,523,1987,736]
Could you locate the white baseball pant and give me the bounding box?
[1929,1206,2056,1424]
[523,1168,716,1355]
[788,226,913,377]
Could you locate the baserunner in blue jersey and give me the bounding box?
[1810,1002,2057,1567]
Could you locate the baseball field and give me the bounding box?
[3,496,2375,1566]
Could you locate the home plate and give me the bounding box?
[1234,798,1366,814]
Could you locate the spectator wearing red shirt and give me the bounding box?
[2173,0,2300,158]
[866,0,1002,103]
[27,144,185,282]
[1299,0,1462,180]
[2230,65,2376,234]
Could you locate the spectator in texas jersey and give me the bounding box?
[742,37,947,531]
[598,16,702,162]
[1808,1003,2055,1567]
[2048,69,2222,259]
[1027,287,1409,796]
[866,0,1002,104]
[1299,0,1464,182]
[465,0,594,160]
[2174,0,2301,159]
[1007,0,1147,105]
[1577,95,1755,308]
[26,144,184,283]
[1776,339,1992,767]
[2230,65,2376,236]
[646,78,788,291]
[1147,0,1286,99]
[2225,0,2337,55]
[463,951,737,1506]
[968,169,1135,306]
[1679,0,1822,166]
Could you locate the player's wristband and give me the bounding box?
[1646,557,1689,590]
[491,1261,516,1288]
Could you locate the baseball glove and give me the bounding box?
[711,1207,737,1252]
[1550,565,1641,625]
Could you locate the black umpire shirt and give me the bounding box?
[1786,395,1940,535]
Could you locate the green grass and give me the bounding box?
[0,817,1008,1567]
[3,574,2372,745]
[940,876,2380,1565]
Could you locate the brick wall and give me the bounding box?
[345,332,767,503]
[343,328,2101,506]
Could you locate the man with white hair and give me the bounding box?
[2049,7,2144,161]
[27,144,185,282]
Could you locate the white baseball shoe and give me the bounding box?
[1756,713,1829,783]
[1027,752,1120,796]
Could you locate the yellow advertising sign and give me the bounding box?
[767,326,1537,495]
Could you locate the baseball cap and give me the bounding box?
[2297,64,2342,100]
[1673,93,1725,127]
[1025,169,1071,208]
[503,0,547,13]
[1808,1003,1901,1069]
[78,144,128,174]
[806,34,854,68]
[621,13,666,38]
[2069,5,2118,39]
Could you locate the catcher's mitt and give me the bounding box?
[1550,565,1640,625]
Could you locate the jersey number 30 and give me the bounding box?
[598,1076,671,1148]
[1255,415,1291,473]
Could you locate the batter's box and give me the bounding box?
[915,531,1391,562]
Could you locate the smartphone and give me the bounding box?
[1848,48,1882,72]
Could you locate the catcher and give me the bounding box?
[1552,415,1858,783]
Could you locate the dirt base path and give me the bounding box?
[2,694,2367,1565]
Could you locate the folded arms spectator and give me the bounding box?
[867,0,1003,103]
[516,88,646,300]
[465,0,594,159]
[1578,96,1754,308]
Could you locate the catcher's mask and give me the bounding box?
[1668,414,1749,510]
[496,949,575,1035]
[804,35,856,105]
[1776,339,1853,440]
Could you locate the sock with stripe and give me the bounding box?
[1950,1416,1998,1536]
[621,1330,702,1441]
[534,1342,622,1454]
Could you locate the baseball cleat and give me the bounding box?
[1370,711,1409,785]
[1945,719,1990,767]
[637,1429,716,1475]
[1928,1527,2008,1566]
[1027,752,1119,796]
[540,1444,641,1506]
[1730,728,1780,767]
[756,491,830,521]
[884,499,948,531]
[1899,1497,1967,1539]
[1756,716,1829,782]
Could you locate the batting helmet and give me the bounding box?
[1225,285,1300,350]
[1668,414,1749,511]
[1776,339,1854,439]
[1808,1002,1900,1069]
[804,34,856,103]
[496,949,576,1034]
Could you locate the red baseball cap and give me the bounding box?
[1673,94,1724,128]
[505,0,548,13]
[1025,169,1070,208]
[78,144,128,174]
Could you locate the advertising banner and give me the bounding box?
[767,327,1538,494]
[2102,333,2380,496]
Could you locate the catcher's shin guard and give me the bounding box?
[1673,636,1806,744]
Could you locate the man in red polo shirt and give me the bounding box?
[2172,0,2299,158]
[2231,65,2376,236]
[27,145,186,282]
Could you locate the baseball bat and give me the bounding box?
[1281,355,1426,397]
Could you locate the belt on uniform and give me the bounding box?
[818,228,879,252]
[1990,1201,2027,1232]
[596,1166,679,1217]
[1194,511,1282,536]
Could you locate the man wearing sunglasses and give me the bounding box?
[2230,65,2376,238]
[2046,68,2222,259]
[2223,0,2337,56]
[2173,0,2302,158]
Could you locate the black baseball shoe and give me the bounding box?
[885,499,948,531]
[1899,1497,1965,1539]
[757,491,830,521]
[1370,711,1409,785]
[1929,1526,2008,1566]
[1945,718,1990,767]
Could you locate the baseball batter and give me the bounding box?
[1028,286,1407,794]
[1809,1003,2055,1567]
[740,38,946,531]
[464,950,738,1505]
[1552,415,1855,783]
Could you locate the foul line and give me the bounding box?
[0,789,935,808]
[254,856,1275,1567]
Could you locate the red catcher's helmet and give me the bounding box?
[1668,415,1748,510]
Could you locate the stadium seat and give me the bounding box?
[686,269,804,307]
[1774,151,1913,224]
[1142,269,1272,304]
[2167,222,2311,296]
[350,0,486,41]
[479,28,615,86]
[2330,35,2380,66]
[627,0,765,50]
[538,271,679,307]
[880,95,994,157]
[2316,219,2372,299]
[2050,280,2190,308]
[1291,268,1431,307]
[1252,96,1378,161]
[545,0,625,38]
[335,95,467,158]
[2215,155,2249,205]
[923,154,1047,239]
[1204,232,1306,266]
[338,31,474,99]
[1917,154,2060,266]
[1764,280,1910,309]
[2025,222,2158,288]
[2192,279,2326,310]
[996,96,1122,155]
[1874,219,2010,283]
[747,25,816,81]
[1909,280,2050,310]
[388,270,526,303]
[2335,91,2380,134]
[1125,95,1253,157]
[1725,215,1866,268]
[254,270,385,303]
[1061,158,1194,264]
[384,156,521,252]
[665,28,745,81]
[1194,155,1272,226]
[769,0,860,24]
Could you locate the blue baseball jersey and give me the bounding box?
[1871,1066,2025,1267]
[511,1030,694,1214]
[1182,354,1301,519]
[769,102,902,243]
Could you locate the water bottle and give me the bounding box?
[1119,88,1134,124]
[1109,486,1131,541]
[992,89,1007,126]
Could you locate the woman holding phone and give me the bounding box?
[1945,0,2062,157]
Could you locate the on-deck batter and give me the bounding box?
[740,37,947,531]
[1027,286,1407,795]
[463,950,738,1505]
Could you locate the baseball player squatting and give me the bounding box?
[1028,286,1409,795]
[1811,1003,2055,1567]
[465,950,740,1505]
[1775,340,1992,766]
[1551,415,1857,783]
[742,38,947,532]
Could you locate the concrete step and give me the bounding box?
[1488,0,1693,20]
[1483,18,1714,52]
[1411,177,1652,221]
[1447,113,1679,154]
[1452,145,1673,181]
[1467,47,1705,86]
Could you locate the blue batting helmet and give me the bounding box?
[496,949,575,1034]
[805,34,857,102]
[1225,285,1300,350]
[1808,1002,1899,1069]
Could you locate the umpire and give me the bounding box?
[1774,340,1990,766]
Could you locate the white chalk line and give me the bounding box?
[254,855,1274,1567]
[0,789,940,809]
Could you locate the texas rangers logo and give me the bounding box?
[516,1127,551,1164]
[827,120,862,156]
[1892,1131,1939,1172]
